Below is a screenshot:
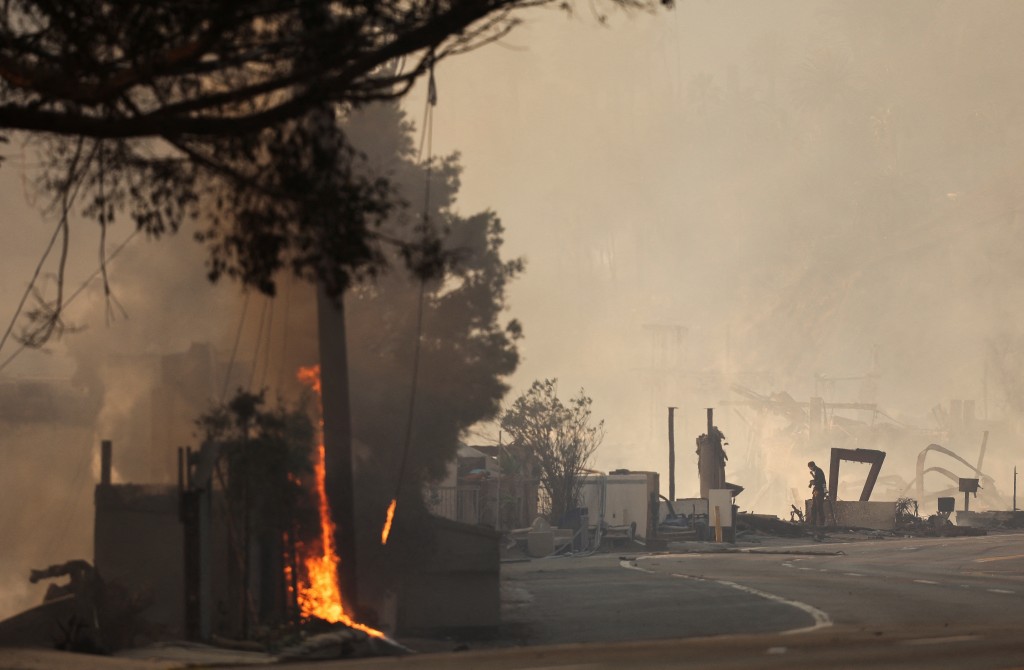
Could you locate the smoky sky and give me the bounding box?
[4,0,1024,615]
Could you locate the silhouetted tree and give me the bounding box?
[324,99,522,601]
[0,0,662,347]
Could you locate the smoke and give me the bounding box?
[0,211,242,617]
[412,1,1024,513]
[5,1,1024,620]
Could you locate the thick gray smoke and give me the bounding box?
[414,1,1024,512]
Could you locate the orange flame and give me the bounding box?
[381,499,397,545]
[295,365,384,638]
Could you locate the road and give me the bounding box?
[334,531,1024,669]
[8,532,1024,669]
[633,531,1024,633]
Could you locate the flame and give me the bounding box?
[295,365,384,638]
[381,499,397,545]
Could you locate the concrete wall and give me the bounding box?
[397,516,500,636]
[806,499,897,530]
[94,484,184,638]
[956,510,1024,528]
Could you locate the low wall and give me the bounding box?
[806,500,897,530]
[397,515,500,636]
[956,510,1024,528]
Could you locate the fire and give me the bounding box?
[295,364,384,638]
[381,499,397,545]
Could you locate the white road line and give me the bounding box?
[843,572,863,577]
[901,635,981,646]
[913,579,939,585]
[987,588,1015,594]
[797,567,813,571]
[619,560,654,574]
[670,573,832,635]
[781,563,794,568]
[617,558,832,635]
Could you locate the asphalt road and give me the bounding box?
[332,530,1024,669]
[10,532,1024,669]
[633,531,1024,633]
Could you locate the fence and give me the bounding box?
[426,477,540,529]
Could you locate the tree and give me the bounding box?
[322,98,522,603]
[501,379,603,525]
[0,0,662,349]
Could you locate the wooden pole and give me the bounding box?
[100,439,112,485]
[668,407,677,501]
[316,284,360,611]
[496,431,502,530]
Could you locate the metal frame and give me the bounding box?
[828,448,886,502]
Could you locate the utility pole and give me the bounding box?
[1015,466,1018,512]
[496,431,502,530]
[667,407,677,501]
[316,284,360,612]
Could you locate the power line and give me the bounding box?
[0,228,141,375]
[220,291,250,402]
[274,273,294,392]
[247,295,269,392]
[258,294,275,391]
[388,59,438,534]
[0,218,63,356]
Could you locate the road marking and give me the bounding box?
[781,563,794,568]
[797,567,813,571]
[670,573,832,635]
[974,553,1024,563]
[619,560,654,574]
[843,572,863,577]
[913,579,939,585]
[987,588,1015,594]
[621,560,831,634]
[901,635,981,646]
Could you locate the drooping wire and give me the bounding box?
[247,295,269,392]
[0,227,141,375]
[0,219,62,356]
[258,295,275,391]
[385,56,437,543]
[274,273,295,393]
[220,291,250,402]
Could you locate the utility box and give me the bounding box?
[937,497,956,513]
[959,478,980,493]
[580,471,659,540]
